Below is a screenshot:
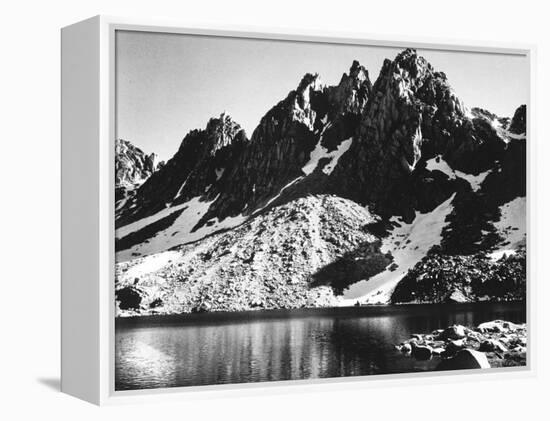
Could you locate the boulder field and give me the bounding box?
[395,320,527,370]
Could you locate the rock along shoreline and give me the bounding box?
[395,320,527,370]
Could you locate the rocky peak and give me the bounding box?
[327,49,489,218]
[188,72,334,226]
[172,113,248,168]
[392,48,432,79]
[115,138,163,210]
[349,50,440,171]
[116,115,249,227]
[287,73,325,128]
[470,107,499,121]
[328,60,372,115]
[375,49,463,114]
[297,72,323,91]
[147,152,162,172]
[349,59,369,81]
[204,112,247,154]
[115,139,161,188]
[177,113,246,157]
[508,104,526,135]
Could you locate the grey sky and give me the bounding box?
[116,30,528,161]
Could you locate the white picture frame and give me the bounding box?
[61,15,536,405]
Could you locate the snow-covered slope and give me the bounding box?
[487,197,526,260]
[116,195,249,262]
[341,194,456,305]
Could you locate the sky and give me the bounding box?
[116,30,529,162]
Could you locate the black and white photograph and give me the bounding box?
[113,30,528,391]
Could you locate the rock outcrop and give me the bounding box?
[508,104,526,135]
[390,247,526,304]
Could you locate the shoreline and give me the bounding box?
[115,300,526,326]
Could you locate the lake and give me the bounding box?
[115,302,526,390]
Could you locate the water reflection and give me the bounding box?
[115,302,526,390]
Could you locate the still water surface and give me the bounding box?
[115,302,526,390]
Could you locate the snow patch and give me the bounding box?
[322,138,353,175]
[492,118,527,142]
[116,202,190,239]
[488,249,517,262]
[174,175,190,200]
[116,197,128,211]
[506,131,526,140]
[492,197,526,251]
[464,107,475,120]
[215,168,225,180]
[397,77,414,99]
[341,193,456,305]
[302,136,353,176]
[426,155,455,178]
[124,251,181,279]
[258,177,304,212]
[456,169,491,192]
[426,155,490,192]
[408,126,422,171]
[116,195,246,262]
[202,214,249,235]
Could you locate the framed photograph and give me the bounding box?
[61,16,533,405]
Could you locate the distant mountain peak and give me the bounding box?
[177,113,246,155]
[115,138,163,211]
[115,139,162,189]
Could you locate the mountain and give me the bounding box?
[114,49,527,315]
[115,139,163,210]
